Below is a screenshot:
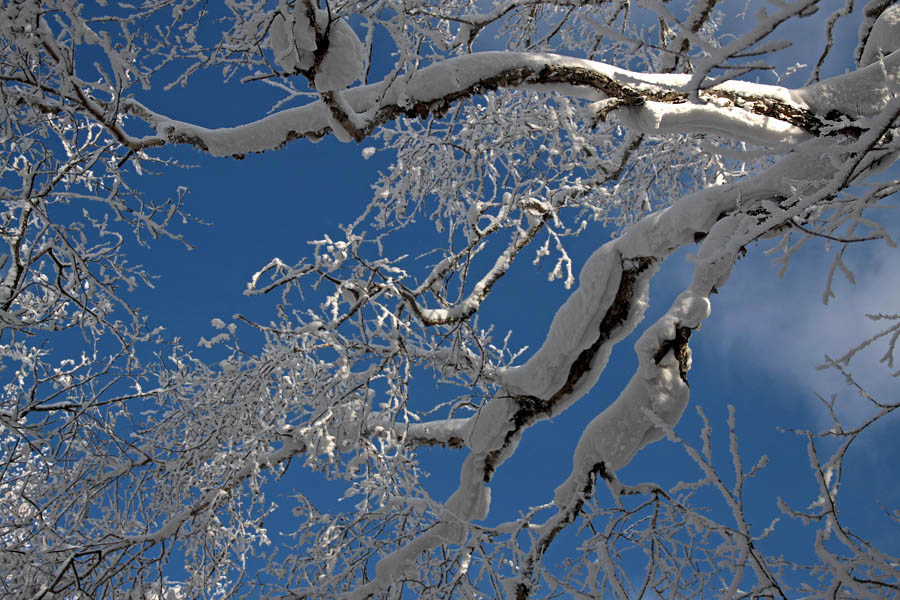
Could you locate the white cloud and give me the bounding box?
[701,233,900,425]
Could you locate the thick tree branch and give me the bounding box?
[121,50,898,157]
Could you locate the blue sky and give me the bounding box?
[96,1,900,593]
[128,133,900,587]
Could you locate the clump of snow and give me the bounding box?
[325,109,354,142]
[266,4,363,90]
[197,333,230,348]
[315,19,365,91]
[798,49,900,117]
[135,49,900,157]
[501,246,627,399]
[399,417,472,446]
[345,454,491,600]
[860,4,900,67]
[466,396,515,453]
[291,9,317,52]
[553,352,689,507]
[688,217,744,287]
[445,454,492,523]
[268,11,313,72]
[618,101,810,147]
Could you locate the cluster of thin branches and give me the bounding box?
[0,0,898,598]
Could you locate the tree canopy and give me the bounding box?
[1,0,899,598]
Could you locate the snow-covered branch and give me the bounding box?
[2,1,898,598]
[122,49,900,157]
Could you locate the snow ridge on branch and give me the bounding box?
[123,49,899,156]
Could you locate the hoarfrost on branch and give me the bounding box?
[1,0,899,598]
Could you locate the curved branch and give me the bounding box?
[349,122,897,596]
[119,50,900,158]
